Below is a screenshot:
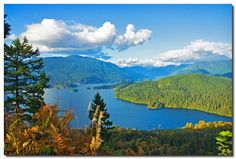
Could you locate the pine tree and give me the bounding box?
[88,92,113,139]
[4,37,50,120]
[4,14,11,39]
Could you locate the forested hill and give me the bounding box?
[43,55,133,86]
[114,74,232,117]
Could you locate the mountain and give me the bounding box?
[114,74,232,117]
[123,64,189,80]
[43,55,133,86]
[215,72,232,78]
[174,60,232,77]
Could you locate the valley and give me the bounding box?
[43,55,233,117]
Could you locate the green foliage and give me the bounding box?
[147,100,164,109]
[215,130,232,156]
[115,74,232,116]
[99,126,231,156]
[88,92,113,140]
[4,37,50,119]
[43,55,132,86]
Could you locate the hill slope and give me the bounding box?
[174,60,232,76]
[43,55,133,86]
[123,64,188,80]
[114,74,232,117]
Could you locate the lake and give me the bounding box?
[44,83,232,130]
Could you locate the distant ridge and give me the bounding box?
[174,60,232,77]
[43,55,133,86]
[123,64,189,80]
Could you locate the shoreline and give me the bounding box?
[114,95,232,118]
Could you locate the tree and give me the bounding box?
[4,37,49,120]
[183,122,193,129]
[88,92,113,139]
[4,14,11,39]
[215,130,232,156]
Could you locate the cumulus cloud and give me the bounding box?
[158,40,232,63]
[19,19,151,58]
[115,24,152,51]
[21,19,116,52]
[114,40,232,67]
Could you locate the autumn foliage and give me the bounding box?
[183,120,232,129]
[4,104,103,155]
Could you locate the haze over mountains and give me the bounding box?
[123,64,189,80]
[174,60,232,77]
[43,55,232,86]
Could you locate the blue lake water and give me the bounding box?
[43,83,232,130]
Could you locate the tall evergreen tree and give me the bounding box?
[4,14,11,39]
[88,92,113,139]
[4,37,49,120]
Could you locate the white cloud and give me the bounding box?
[39,53,69,58]
[113,58,176,67]
[5,34,17,43]
[6,34,17,40]
[113,40,232,67]
[69,23,97,31]
[158,40,232,63]
[21,19,117,52]
[115,24,152,51]
[19,19,151,57]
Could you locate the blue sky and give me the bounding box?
[5,4,232,67]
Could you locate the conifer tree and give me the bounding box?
[4,14,11,39]
[4,37,49,120]
[88,92,113,139]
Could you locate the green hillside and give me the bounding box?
[43,55,132,86]
[175,60,232,76]
[114,74,232,117]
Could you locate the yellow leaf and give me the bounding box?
[22,140,31,148]
[6,134,12,141]
[31,126,39,133]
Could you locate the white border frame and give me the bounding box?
[0,0,234,159]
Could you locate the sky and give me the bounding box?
[4,4,232,67]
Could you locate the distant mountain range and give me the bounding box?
[123,64,189,80]
[43,55,132,86]
[43,55,232,86]
[174,60,232,77]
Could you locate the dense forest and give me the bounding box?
[114,74,232,117]
[97,122,232,155]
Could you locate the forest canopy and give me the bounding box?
[114,74,232,117]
